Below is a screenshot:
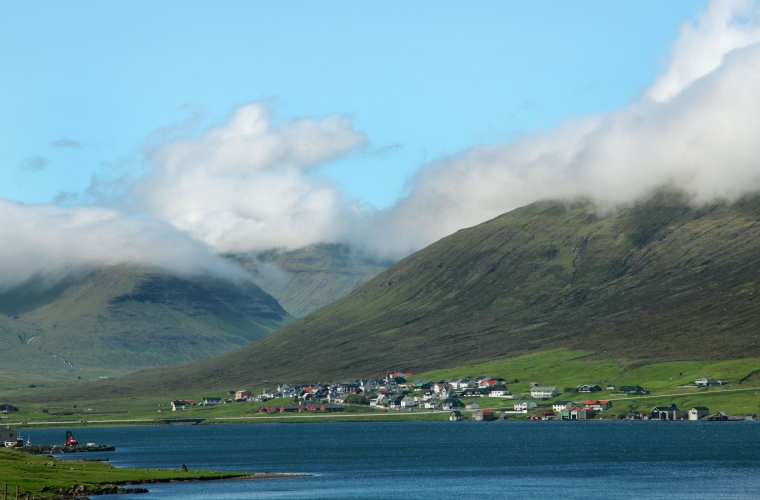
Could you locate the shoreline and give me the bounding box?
[39,472,311,499]
[8,414,757,432]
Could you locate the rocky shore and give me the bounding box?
[34,472,309,499]
[22,444,115,454]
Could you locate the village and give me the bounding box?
[168,373,753,423]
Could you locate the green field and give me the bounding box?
[0,447,257,499]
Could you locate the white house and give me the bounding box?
[401,396,417,408]
[447,378,462,388]
[489,387,512,398]
[281,388,297,399]
[530,386,559,399]
[514,400,538,411]
[171,400,191,411]
[423,400,440,409]
[433,383,453,394]
[458,378,476,389]
[552,401,576,412]
[689,407,710,420]
[372,394,389,407]
[695,377,717,387]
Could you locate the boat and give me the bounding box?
[64,431,79,446]
[4,439,21,448]
[4,434,23,448]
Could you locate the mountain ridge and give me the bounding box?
[231,244,391,317]
[20,192,760,398]
[0,265,293,385]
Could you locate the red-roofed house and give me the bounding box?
[472,409,495,421]
[583,400,612,411]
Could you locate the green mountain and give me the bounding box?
[230,244,391,317]
[33,193,760,397]
[0,266,292,385]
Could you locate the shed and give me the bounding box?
[472,409,495,421]
[688,407,710,421]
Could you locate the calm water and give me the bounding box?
[26,421,760,499]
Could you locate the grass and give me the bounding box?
[0,448,250,498]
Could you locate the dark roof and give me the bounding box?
[652,405,679,411]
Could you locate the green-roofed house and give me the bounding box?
[514,400,538,411]
[530,386,559,399]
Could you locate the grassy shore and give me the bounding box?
[0,447,275,498]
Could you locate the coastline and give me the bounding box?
[0,448,308,499]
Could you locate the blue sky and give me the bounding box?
[1,1,705,209]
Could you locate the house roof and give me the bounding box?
[531,386,557,391]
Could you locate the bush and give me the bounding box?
[345,394,370,405]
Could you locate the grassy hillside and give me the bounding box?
[28,192,760,396]
[0,266,293,385]
[231,244,391,317]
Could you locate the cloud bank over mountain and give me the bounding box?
[2,0,760,285]
[0,199,246,290]
[369,0,760,253]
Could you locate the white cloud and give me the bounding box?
[647,0,760,103]
[0,199,246,290]
[132,103,366,253]
[5,0,760,287]
[356,0,760,254]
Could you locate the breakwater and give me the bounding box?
[22,444,115,454]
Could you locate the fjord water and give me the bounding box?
[31,421,760,499]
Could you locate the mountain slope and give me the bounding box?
[0,266,293,384]
[231,244,391,317]
[45,193,760,396]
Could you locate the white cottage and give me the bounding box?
[530,386,559,399]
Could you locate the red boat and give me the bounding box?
[64,431,78,446]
